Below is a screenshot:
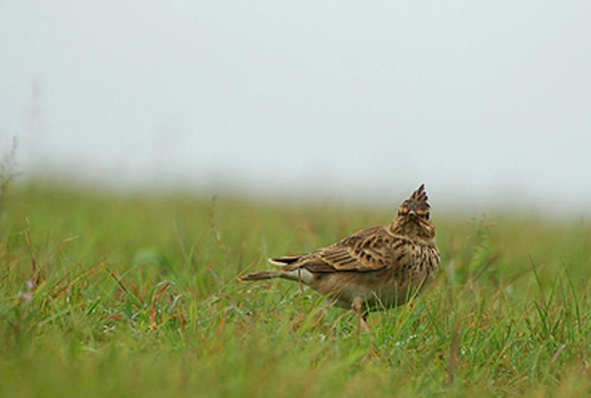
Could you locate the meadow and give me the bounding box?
[1,182,590,397]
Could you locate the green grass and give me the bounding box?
[1,182,590,397]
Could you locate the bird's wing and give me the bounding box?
[285,226,404,273]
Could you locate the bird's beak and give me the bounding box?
[408,209,417,217]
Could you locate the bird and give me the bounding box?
[239,184,441,331]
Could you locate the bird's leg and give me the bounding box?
[351,297,370,334]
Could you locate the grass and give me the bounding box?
[1,181,590,397]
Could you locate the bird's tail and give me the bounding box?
[238,270,280,282]
[268,255,301,266]
[239,255,304,282]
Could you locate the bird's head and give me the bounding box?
[389,184,436,242]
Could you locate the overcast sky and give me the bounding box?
[1,1,590,215]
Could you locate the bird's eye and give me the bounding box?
[424,213,430,220]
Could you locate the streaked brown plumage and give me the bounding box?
[239,184,440,330]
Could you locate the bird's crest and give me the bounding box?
[408,184,430,207]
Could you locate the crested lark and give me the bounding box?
[239,184,440,330]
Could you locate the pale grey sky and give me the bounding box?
[1,1,590,215]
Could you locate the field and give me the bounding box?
[1,182,590,397]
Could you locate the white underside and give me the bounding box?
[281,269,314,285]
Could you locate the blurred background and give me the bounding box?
[1,0,590,217]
